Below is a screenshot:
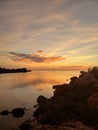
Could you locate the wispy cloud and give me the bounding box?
[7,51,65,63]
[0,0,98,68]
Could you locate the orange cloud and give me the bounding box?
[7,51,65,63]
[37,50,44,53]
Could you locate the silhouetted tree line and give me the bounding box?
[0,67,31,74]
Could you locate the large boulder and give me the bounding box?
[11,108,25,118]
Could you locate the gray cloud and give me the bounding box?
[7,51,65,63]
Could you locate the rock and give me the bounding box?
[94,124,98,130]
[88,92,98,111]
[34,67,98,128]
[11,108,25,118]
[59,121,94,130]
[33,105,38,108]
[19,120,33,130]
[37,95,48,105]
[19,120,94,130]
[0,110,9,115]
[80,71,87,75]
[87,92,98,127]
[90,67,98,79]
[70,76,78,82]
[11,128,20,130]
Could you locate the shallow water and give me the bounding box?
[0,70,80,130]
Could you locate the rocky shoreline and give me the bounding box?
[1,67,98,130]
[18,120,94,130]
[32,67,98,130]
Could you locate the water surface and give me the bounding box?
[0,70,80,130]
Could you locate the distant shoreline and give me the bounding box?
[0,67,31,74]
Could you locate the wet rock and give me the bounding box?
[0,110,9,115]
[11,108,25,118]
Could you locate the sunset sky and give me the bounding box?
[0,0,98,70]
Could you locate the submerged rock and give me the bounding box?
[0,107,27,118]
[0,110,9,115]
[11,108,25,118]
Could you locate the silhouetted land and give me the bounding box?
[0,67,31,74]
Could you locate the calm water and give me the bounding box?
[0,70,80,130]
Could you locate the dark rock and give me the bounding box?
[70,76,78,81]
[0,110,9,115]
[34,105,38,108]
[19,120,94,130]
[34,67,98,128]
[90,67,98,79]
[94,124,98,130]
[19,120,33,130]
[37,95,48,105]
[20,124,32,130]
[11,108,25,118]
[53,84,61,89]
